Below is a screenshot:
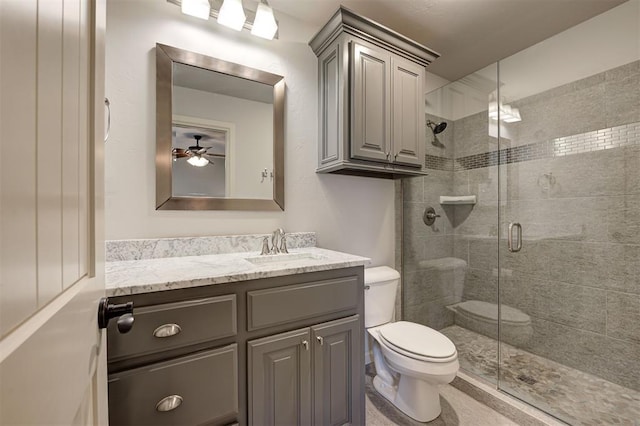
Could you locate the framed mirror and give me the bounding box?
[156,43,285,210]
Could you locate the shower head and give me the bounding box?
[427,120,447,135]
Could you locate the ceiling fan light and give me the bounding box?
[187,156,209,167]
[251,2,278,40]
[217,0,246,31]
[181,0,211,20]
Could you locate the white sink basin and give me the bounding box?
[244,252,323,265]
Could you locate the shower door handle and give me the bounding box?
[508,223,523,253]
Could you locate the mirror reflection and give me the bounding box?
[171,62,274,199]
[156,43,285,211]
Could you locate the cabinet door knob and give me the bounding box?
[155,395,183,412]
[302,340,309,350]
[317,336,324,346]
[153,323,182,338]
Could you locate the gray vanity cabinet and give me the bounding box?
[107,266,364,426]
[310,7,439,178]
[248,315,361,426]
[247,328,312,426]
[312,316,361,426]
[109,345,239,426]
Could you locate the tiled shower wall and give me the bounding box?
[400,114,456,329]
[400,60,640,391]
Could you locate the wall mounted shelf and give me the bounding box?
[439,195,477,205]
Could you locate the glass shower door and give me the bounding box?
[496,49,640,423]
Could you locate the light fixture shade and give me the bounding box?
[217,0,246,31]
[187,156,209,167]
[181,0,211,20]
[503,107,522,123]
[251,3,278,40]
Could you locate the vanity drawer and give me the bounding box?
[247,276,359,331]
[108,294,236,361]
[108,344,238,426]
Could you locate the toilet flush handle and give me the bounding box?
[364,285,370,290]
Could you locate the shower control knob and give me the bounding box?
[423,207,441,226]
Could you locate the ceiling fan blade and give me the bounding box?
[172,148,190,158]
[204,153,226,158]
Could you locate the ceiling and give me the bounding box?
[268,0,628,81]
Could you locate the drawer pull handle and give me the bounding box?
[155,395,183,412]
[302,340,309,350]
[317,336,324,346]
[153,323,182,338]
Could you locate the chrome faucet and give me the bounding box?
[259,228,289,255]
[271,228,284,254]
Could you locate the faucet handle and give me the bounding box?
[279,233,289,254]
[260,237,271,255]
[270,231,279,254]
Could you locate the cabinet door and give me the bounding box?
[248,328,312,426]
[392,56,425,167]
[318,42,342,166]
[350,41,391,163]
[312,315,362,426]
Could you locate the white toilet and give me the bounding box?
[365,266,459,422]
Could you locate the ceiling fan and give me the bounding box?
[172,134,224,167]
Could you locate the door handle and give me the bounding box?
[97,297,135,333]
[508,222,523,253]
[104,98,111,143]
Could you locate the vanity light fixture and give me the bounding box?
[187,155,210,167]
[251,1,278,40]
[181,0,211,20]
[217,0,246,31]
[488,94,522,123]
[174,0,279,39]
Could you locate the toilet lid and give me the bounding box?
[379,321,456,360]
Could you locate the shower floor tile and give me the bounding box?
[441,325,640,426]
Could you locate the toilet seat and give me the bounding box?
[378,321,457,363]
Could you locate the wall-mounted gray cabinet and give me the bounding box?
[310,7,439,179]
[106,267,364,426]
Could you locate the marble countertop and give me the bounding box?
[106,247,370,297]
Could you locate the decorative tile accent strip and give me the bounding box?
[450,121,640,171]
[425,154,454,171]
[553,122,640,156]
[106,232,317,262]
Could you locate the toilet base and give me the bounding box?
[373,373,442,422]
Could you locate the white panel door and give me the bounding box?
[0,0,107,424]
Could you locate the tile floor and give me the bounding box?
[441,325,640,426]
[365,364,518,425]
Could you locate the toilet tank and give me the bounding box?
[364,266,400,328]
